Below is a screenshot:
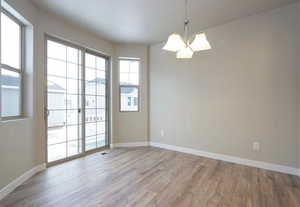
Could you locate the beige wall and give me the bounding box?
[0,0,38,190]
[0,0,114,189]
[112,44,149,144]
[150,3,299,168]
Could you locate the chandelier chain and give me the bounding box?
[184,0,189,43]
[185,0,188,21]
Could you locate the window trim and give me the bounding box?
[0,8,25,120]
[118,58,140,112]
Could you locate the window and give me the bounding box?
[119,58,140,112]
[0,9,24,118]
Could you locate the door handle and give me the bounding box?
[44,108,50,118]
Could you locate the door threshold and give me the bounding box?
[46,146,110,168]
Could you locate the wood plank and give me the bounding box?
[0,147,300,207]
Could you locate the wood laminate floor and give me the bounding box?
[1,147,300,207]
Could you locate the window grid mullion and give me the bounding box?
[1,64,22,74]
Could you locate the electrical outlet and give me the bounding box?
[160,130,165,137]
[253,142,260,152]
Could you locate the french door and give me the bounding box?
[45,36,109,164]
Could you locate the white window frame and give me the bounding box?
[0,8,25,120]
[119,58,140,112]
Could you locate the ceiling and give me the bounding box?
[31,0,298,44]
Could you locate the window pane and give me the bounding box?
[119,60,139,85]
[47,58,66,77]
[68,140,82,157]
[120,60,130,73]
[97,81,106,96]
[96,109,105,121]
[48,126,66,145]
[86,96,96,108]
[67,47,79,64]
[97,96,105,109]
[48,40,66,61]
[96,70,105,79]
[86,81,96,95]
[1,69,21,117]
[85,68,96,81]
[48,110,66,128]
[48,76,66,93]
[85,136,96,151]
[67,110,80,125]
[86,109,97,123]
[120,87,139,112]
[120,73,129,85]
[67,125,80,141]
[66,94,79,109]
[130,61,139,73]
[129,72,139,85]
[96,121,105,134]
[97,134,106,147]
[1,12,21,69]
[67,79,79,94]
[85,122,96,137]
[48,143,66,162]
[67,63,80,79]
[48,92,66,110]
[96,57,105,70]
[85,53,96,68]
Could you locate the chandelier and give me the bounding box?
[162,0,211,59]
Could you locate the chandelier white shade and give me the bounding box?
[163,34,186,52]
[189,33,211,51]
[162,0,211,59]
[176,46,193,59]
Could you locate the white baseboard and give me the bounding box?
[150,142,300,177]
[110,142,149,148]
[0,163,46,201]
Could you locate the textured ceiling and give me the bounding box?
[31,0,298,44]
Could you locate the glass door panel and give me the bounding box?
[85,53,108,151]
[46,37,109,164]
[47,39,82,163]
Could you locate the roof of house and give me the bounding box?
[120,87,135,94]
[48,80,65,91]
[2,76,134,93]
[1,75,19,87]
[87,78,135,93]
[87,77,106,85]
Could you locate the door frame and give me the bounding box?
[44,34,111,167]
